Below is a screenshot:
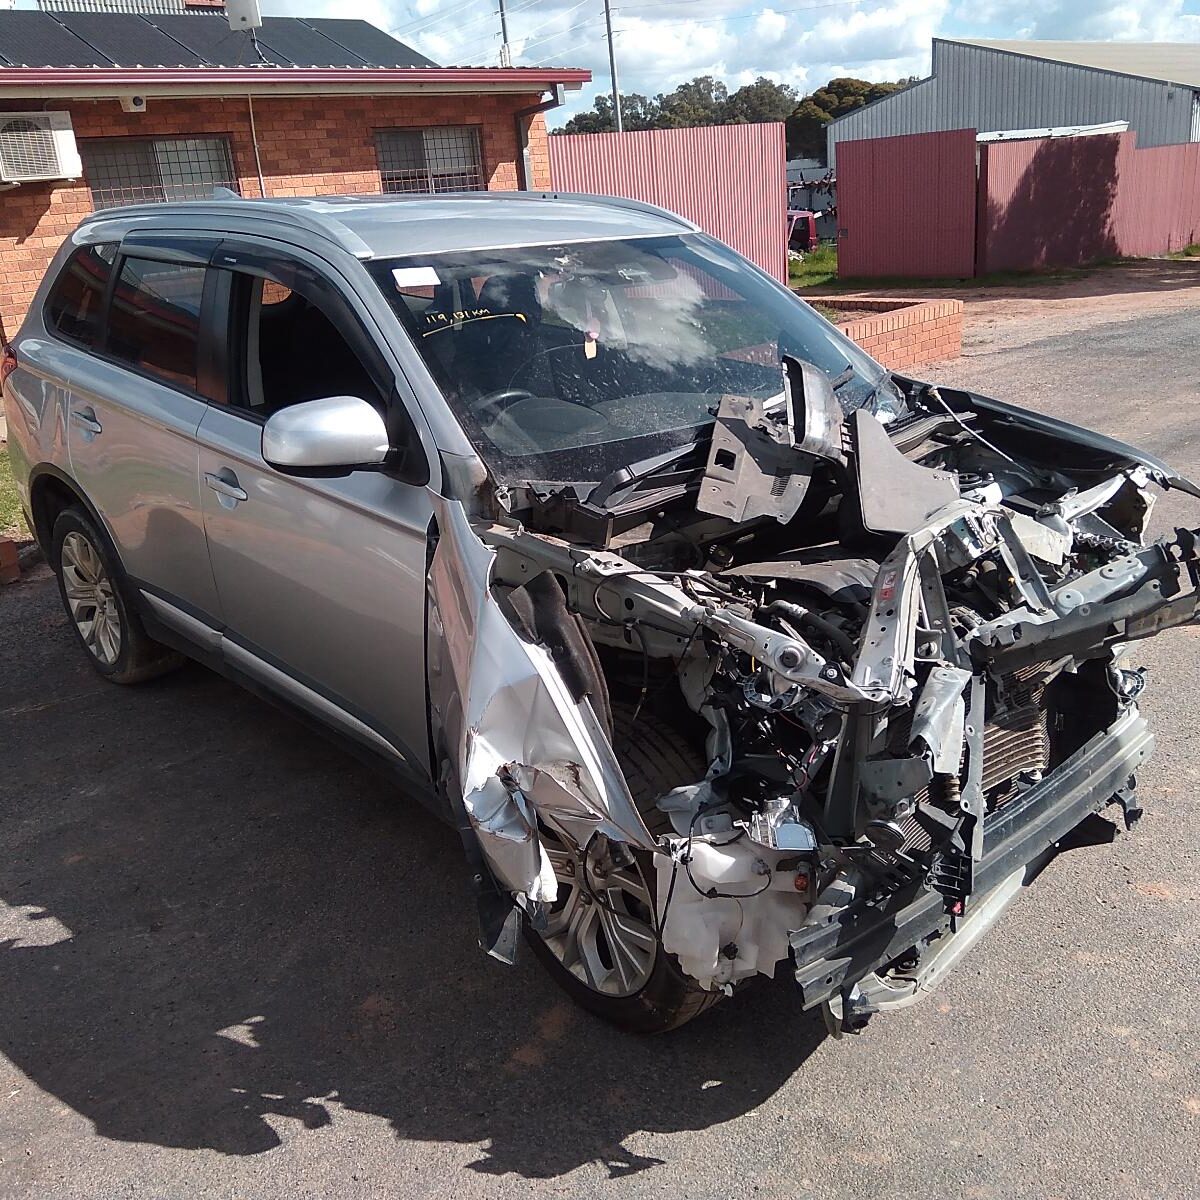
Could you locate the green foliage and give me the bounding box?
[1,446,28,540]
[557,73,917,164]
[788,243,838,289]
[558,75,798,137]
[786,76,919,160]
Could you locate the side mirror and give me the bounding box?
[262,396,390,471]
[782,355,846,465]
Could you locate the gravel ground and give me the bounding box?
[2,301,1199,1200]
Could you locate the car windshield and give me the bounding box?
[368,233,901,486]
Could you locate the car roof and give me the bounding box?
[76,192,701,260]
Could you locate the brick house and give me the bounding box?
[0,8,589,333]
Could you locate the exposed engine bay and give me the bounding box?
[427,365,1200,1032]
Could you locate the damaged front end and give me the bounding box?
[427,367,1200,1032]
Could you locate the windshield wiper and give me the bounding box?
[587,438,709,509]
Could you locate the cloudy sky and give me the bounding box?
[268,0,1200,125]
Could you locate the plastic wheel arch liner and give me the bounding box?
[426,498,657,907]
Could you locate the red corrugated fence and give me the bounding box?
[548,123,787,281]
[979,132,1200,272]
[836,129,978,279]
[838,128,1200,279]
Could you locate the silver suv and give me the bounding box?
[5,193,1199,1034]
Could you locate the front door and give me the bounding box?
[195,244,434,777]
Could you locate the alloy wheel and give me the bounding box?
[537,821,659,997]
[61,531,122,667]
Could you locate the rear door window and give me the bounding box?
[44,244,116,347]
[105,256,206,392]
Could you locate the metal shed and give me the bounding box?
[828,39,1200,164]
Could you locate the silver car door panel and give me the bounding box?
[65,356,219,619]
[195,402,434,775]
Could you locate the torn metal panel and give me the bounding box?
[427,499,656,905]
[696,391,814,524]
[850,409,960,537]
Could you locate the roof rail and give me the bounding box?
[534,190,700,232]
[79,196,376,259]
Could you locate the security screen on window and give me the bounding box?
[81,137,239,208]
[368,233,898,484]
[375,127,483,193]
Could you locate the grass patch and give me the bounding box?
[789,243,838,288]
[1168,243,1200,258]
[1,444,29,541]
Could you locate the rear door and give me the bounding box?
[62,233,223,626]
[195,240,435,778]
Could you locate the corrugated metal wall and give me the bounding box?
[830,40,1197,164]
[980,131,1200,271]
[1110,138,1200,256]
[548,123,786,281]
[836,129,978,278]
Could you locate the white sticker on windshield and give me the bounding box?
[392,266,441,288]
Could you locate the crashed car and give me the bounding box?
[6,193,1200,1034]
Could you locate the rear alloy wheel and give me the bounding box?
[60,530,122,667]
[51,507,183,685]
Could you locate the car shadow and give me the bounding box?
[0,579,824,1179]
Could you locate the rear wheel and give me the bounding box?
[51,507,183,685]
[523,705,723,1032]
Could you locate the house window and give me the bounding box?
[375,127,483,194]
[81,136,240,209]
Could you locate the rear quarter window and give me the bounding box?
[44,244,116,347]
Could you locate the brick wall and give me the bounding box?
[820,297,964,371]
[0,92,550,332]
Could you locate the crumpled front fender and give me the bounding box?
[426,500,657,911]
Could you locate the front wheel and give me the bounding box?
[522,706,721,1033]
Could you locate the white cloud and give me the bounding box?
[755,8,789,41]
[263,0,1200,125]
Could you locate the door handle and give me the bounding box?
[71,406,102,436]
[204,469,248,505]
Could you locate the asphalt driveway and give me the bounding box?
[2,304,1199,1200]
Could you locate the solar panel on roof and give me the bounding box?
[0,10,435,70]
[0,11,112,68]
[301,19,437,68]
[148,15,290,67]
[56,13,205,69]
[251,18,372,68]
[252,18,370,68]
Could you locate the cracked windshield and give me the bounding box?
[369,233,898,483]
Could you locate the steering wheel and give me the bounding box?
[474,387,536,423]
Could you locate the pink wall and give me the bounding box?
[836,129,978,279]
[978,131,1200,273]
[837,127,1200,279]
[548,123,787,281]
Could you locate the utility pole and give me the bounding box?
[498,0,512,67]
[603,0,623,132]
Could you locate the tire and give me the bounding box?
[51,506,183,685]
[523,704,725,1033]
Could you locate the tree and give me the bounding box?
[786,76,918,161]
[723,77,799,126]
[658,75,728,127]
[553,73,915,154]
[559,92,661,134]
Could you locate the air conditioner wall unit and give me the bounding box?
[0,111,82,184]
